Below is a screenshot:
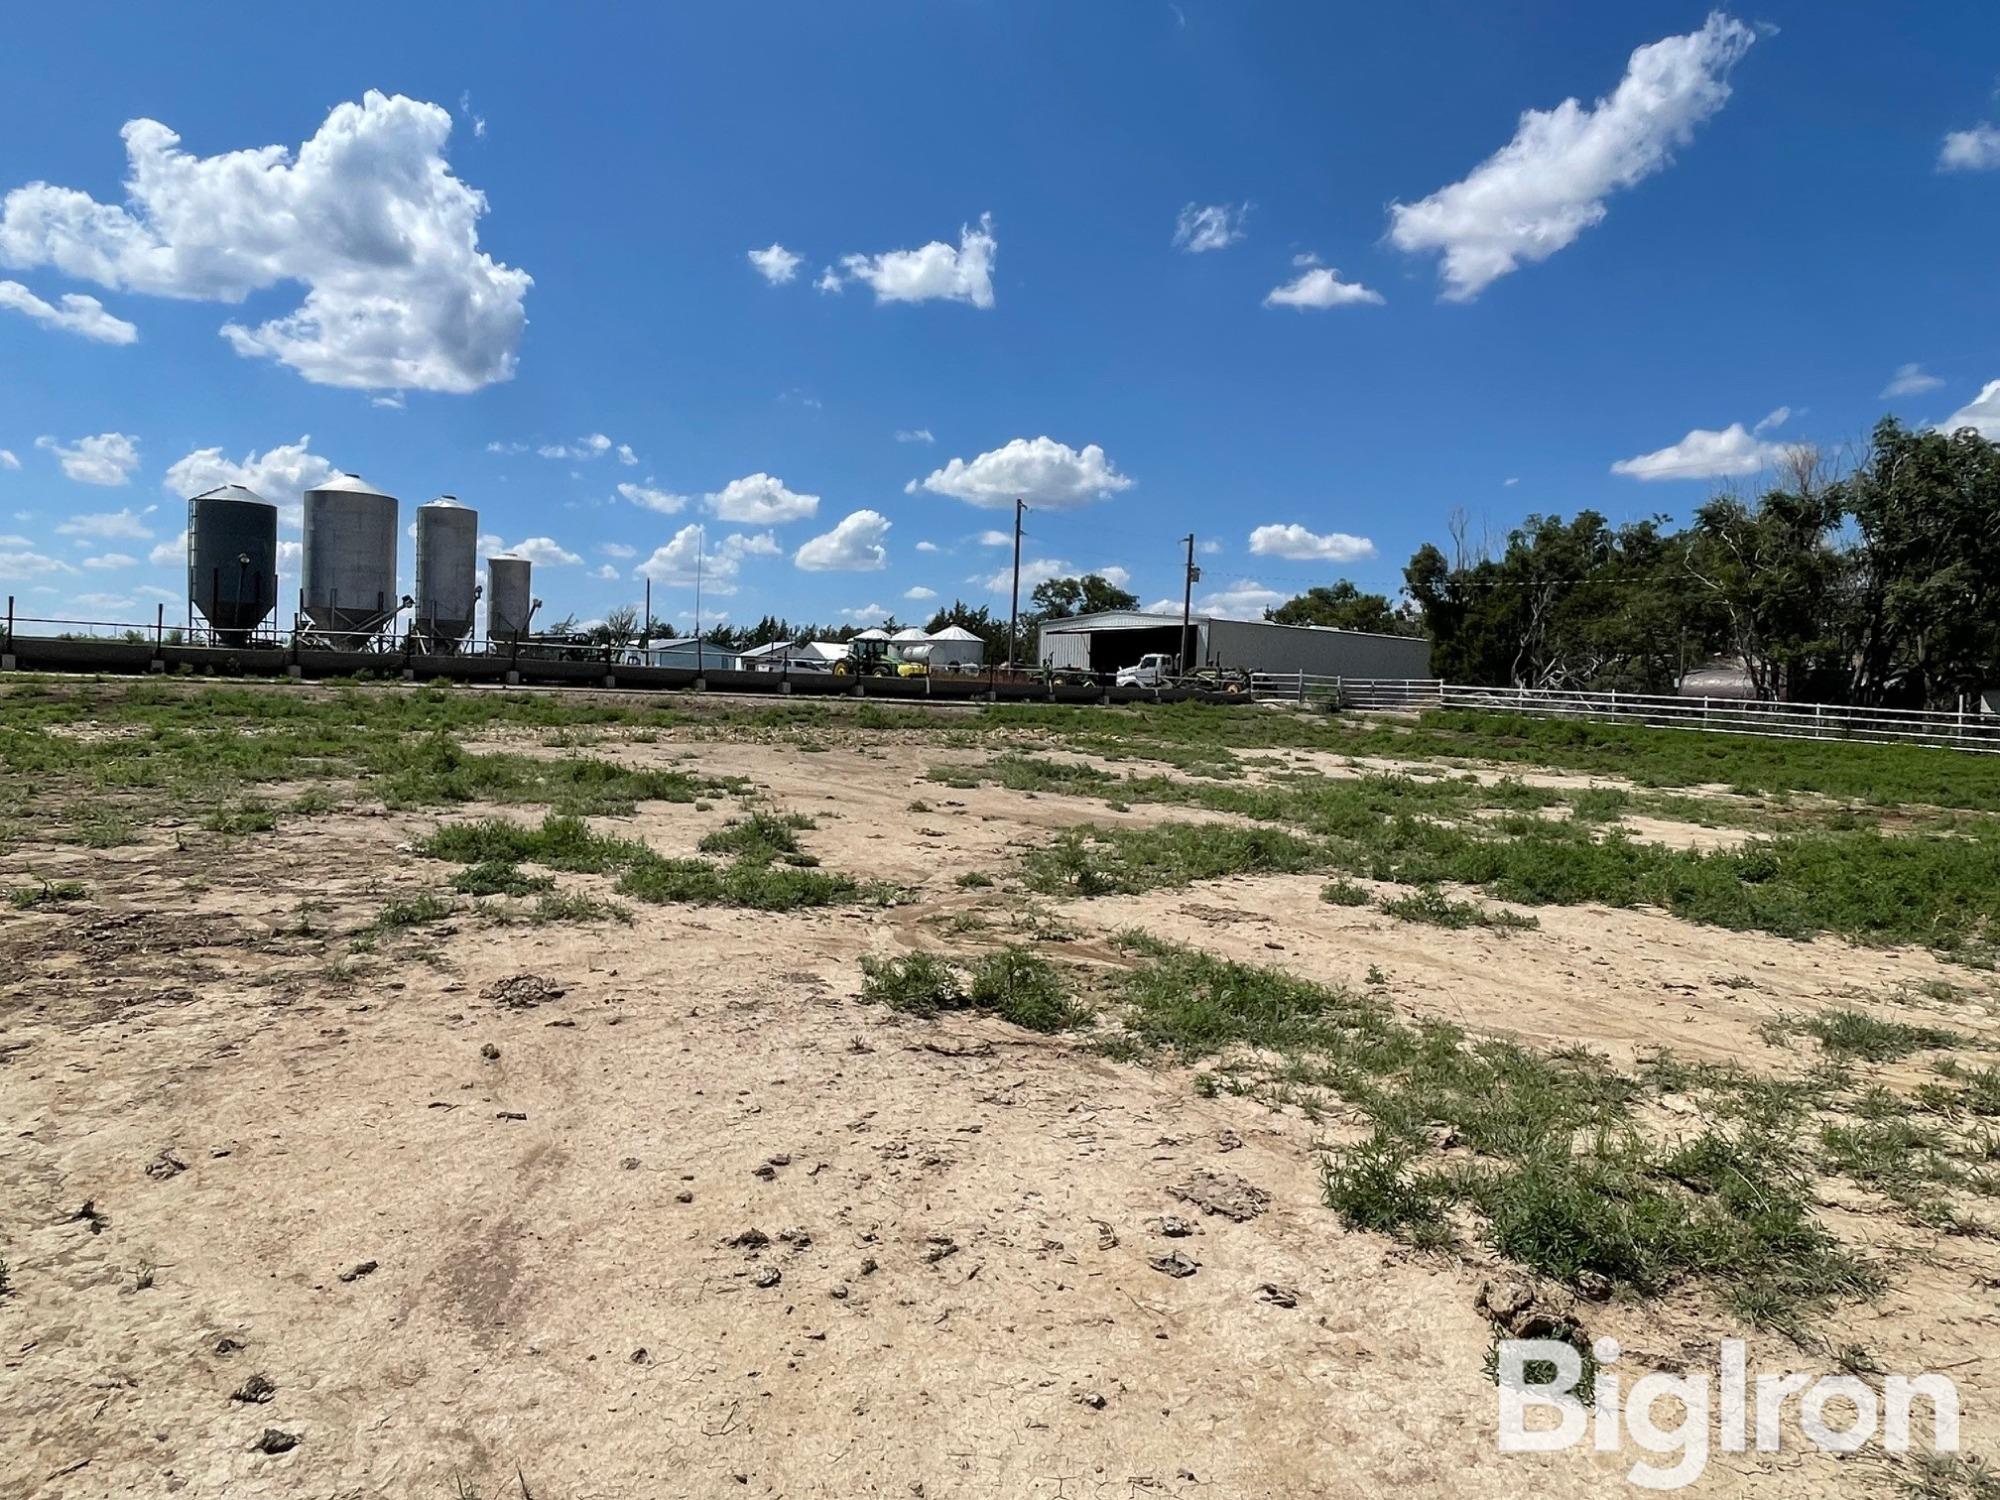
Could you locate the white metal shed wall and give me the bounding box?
[1203,619,1430,677]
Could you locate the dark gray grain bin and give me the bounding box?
[187,485,279,644]
[301,474,399,647]
[413,496,479,649]
[487,555,534,643]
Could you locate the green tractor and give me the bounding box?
[831,635,898,678]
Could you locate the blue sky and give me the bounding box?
[2,1,1997,633]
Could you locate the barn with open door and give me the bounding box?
[1037,609,1430,680]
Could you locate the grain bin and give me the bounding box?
[187,485,279,645]
[413,496,479,650]
[488,555,535,643]
[301,475,399,647]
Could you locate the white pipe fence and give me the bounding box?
[1436,684,2000,753]
[1275,677,2000,755]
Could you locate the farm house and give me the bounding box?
[1037,609,1430,680]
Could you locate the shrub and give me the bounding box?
[860,952,967,1017]
[967,947,1088,1033]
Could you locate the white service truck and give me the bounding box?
[1115,652,1252,693]
[1114,653,1178,688]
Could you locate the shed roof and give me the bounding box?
[1039,607,1418,646]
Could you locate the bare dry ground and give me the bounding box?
[3,683,1998,1499]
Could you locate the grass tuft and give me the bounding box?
[1793,1009,1966,1063]
[1377,885,1540,932]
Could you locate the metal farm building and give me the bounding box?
[1037,609,1430,680]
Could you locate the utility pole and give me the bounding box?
[1007,496,1026,668]
[1180,533,1199,672]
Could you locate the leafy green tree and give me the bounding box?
[1835,419,2000,706]
[1029,573,1140,620]
[1683,466,1846,701]
[1406,513,1694,690]
[1263,581,1417,635]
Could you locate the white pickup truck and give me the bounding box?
[1115,653,1178,688]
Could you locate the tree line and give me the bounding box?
[1282,418,2000,709]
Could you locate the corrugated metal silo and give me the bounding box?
[187,485,279,645]
[413,496,479,650]
[488,555,535,643]
[301,474,400,647]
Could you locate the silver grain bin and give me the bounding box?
[413,496,479,650]
[187,485,279,645]
[301,474,399,647]
[488,555,535,643]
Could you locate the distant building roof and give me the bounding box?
[1037,608,1416,645]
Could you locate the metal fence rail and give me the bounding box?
[1248,671,1345,704]
[1426,683,2000,755]
[1339,678,1446,710]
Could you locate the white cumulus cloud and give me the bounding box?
[1173,202,1249,252]
[706,473,818,524]
[980,556,1071,593]
[1611,415,1801,480]
[0,91,530,392]
[1881,363,1944,399]
[56,506,152,540]
[82,552,137,569]
[1939,125,2000,172]
[895,428,935,444]
[1387,13,1757,300]
[1940,380,2000,440]
[794,509,890,572]
[484,535,581,567]
[914,539,940,554]
[598,541,637,559]
[903,585,938,601]
[1263,264,1385,310]
[0,546,78,580]
[0,280,137,343]
[538,433,622,461]
[0,450,18,470]
[617,481,688,515]
[909,436,1134,511]
[748,243,804,284]
[835,214,996,307]
[1247,524,1377,562]
[162,436,338,523]
[634,526,775,593]
[1198,581,1288,619]
[38,432,140,486]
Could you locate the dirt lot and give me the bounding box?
[3,685,1997,1498]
